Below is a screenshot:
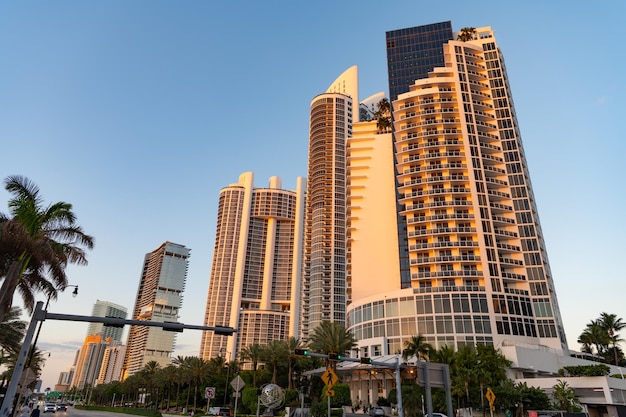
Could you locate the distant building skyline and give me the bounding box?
[122,241,190,378]
[200,172,305,362]
[71,334,109,389]
[86,300,127,342]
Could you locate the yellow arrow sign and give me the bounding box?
[486,387,496,404]
[325,389,335,397]
[321,367,339,387]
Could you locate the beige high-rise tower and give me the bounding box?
[200,172,305,362]
[348,25,567,356]
[122,241,190,378]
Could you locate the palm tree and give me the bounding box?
[239,343,263,387]
[457,27,476,42]
[171,355,188,410]
[578,319,610,357]
[552,380,578,412]
[142,360,161,406]
[0,307,26,356]
[374,98,391,133]
[186,356,211,411]
[599,312,625,365]
[261,340,288,385]
[431,345,455,365]
[159,365,178,410]
[401,334,433,362]
[0,175,94,320]
[308,321,357,369]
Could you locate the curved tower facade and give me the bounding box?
[200,172,305,362]
[348,27,567,356]
[301,67,357,339]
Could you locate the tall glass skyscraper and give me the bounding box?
[386,21,454,101]
[122,241,190,378]
[86,300,127,342]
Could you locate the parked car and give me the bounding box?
[43,404,56,413]
[369,407,385,416]
[425,413,448,417]
[219,408,232,417]
[56,404,67,412]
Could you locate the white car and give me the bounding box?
[43,404,56,413]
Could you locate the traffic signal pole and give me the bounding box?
[1,302,44,417]
[1,301,237,417]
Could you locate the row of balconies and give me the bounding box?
[398,139,462,155]
[402,153,464,165]
[412,285,486,294]
[411,270,483,279]
[408,226,476,237]
[409,241,479,250]
[400,175,468,188]
[404,200,472,211]
[411,255,481,264]
[400,128,463,143]
[400,164,463,176]
[407,213,474,224]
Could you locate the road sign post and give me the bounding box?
[206,387,216,413]
[486,387,496,417]
[231,376,245,417]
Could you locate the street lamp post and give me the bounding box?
[220,349,231,406]
[26,285,78,369]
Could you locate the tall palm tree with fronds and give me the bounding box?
[261,340,288,385]
[308,321,357,370]
[0,307,26,356]
[578,319,610,357]
[599,312,625,365]
[402,334,433,362]
[0,175,94,320]
[141,360,161,405]
[186,356,211,411]
[374,98,391,133]
[457,27,476,42]
[240,343,263,387]
[158,365,178,410]
[171,355,187,410]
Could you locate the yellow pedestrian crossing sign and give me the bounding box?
[486,387,496,404]
[321,367,339,388]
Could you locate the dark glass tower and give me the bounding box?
[386,21,454,101]
[386,21,454,287]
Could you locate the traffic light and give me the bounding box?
[360,357,373,364]
[328,352,342,360]
[294,348,309,356]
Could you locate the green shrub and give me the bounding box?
[75,405,162,417]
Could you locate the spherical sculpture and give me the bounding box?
[259,383,285,409]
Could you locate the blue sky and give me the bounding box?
[1,1,624,389]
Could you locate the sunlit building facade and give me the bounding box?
[301,67,357,340]
[86,300,127,342]
[122,241,190,378]
[70,334,109,389]
[347,93,402,304]
[348,25,568,358]
[200,172,305,362]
